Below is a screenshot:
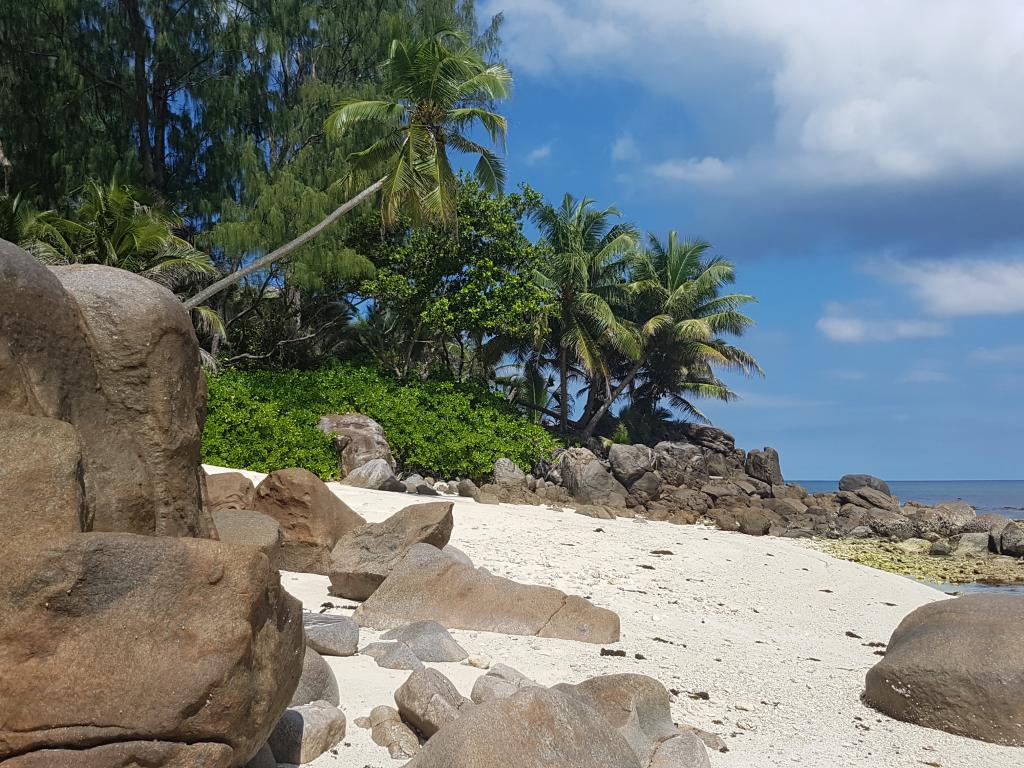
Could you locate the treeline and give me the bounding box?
[0,0,760,444]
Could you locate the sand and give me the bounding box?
[208,466,1020,768]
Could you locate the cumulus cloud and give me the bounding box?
[486,0,1024,185]
[650,156,733,183]
[611,134,640,162]
[875,256,1024,316]
[816,302,947,343]
[525,143,553,165]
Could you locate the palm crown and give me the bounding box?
[325,28,511,227]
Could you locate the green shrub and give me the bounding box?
[202,364,559,481]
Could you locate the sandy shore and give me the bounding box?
[208,466,1020,768]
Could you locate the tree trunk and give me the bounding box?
[558,344,569,434]
[183,177,386,309]
[123,0,153,185]
[579,357,647,442]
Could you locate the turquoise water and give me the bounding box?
[797,479,1024,519]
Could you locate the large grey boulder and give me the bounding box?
[470,664,538,704]
[608,444,656,487]
[267,700,347,765]
[0,244,213,537]
[381,620,468,662]
[995,521,1024,556]
[949,532,991,557]
[744,447,783,485]
[303,612,359,657]
[329,501,454,600]
[318,412,395,476]
[211,509,282,558]
[864,594,1024,745]
[354,544,620,643]
[339,457,406,492]
[839,473,892,496]
[557,448,628,508]
[395,668,472,737]
[493,457,527,488]
[653,442,709,488]
[905,501,977,537]
[361,641,424,671]
[671,423,735,454]
[290,647,339,706]
[0,532,303,766]
[254,467,365,574]
[405,686,643,768]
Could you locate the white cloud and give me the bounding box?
[650,156,733,183]
[525,143,552,165]
[487,0,1024,185]
[816,302,947,343]
[877,256,1024,317]
[972,345,1024,364]
[611,134,640,162]
[896,369,951,384]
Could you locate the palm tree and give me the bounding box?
[184,28,511,310]
[576,231,761,441]
[532,194,638,433]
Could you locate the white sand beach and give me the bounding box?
[208,467,1019,768]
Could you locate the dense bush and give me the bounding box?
[202,364,560,480]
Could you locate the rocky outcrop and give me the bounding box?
[557,448,628,508]
[329,501,454,600]
[254,467,365,574]
[318,413,395,476]
[608,443,656,487]
[839,473,892,496]
[0,532,303,765]
[354,544,619,643]
[744,447,783,485]
[864,594,1024,746]
[0,242,212,537]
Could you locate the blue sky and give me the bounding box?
[481,0,1024,480]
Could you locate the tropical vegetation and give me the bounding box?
[0,0,763,474]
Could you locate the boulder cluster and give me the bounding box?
[0,242,304,766]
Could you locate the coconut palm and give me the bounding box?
[532,194,638,433]
[576,231,761,440]
[184,27,511,310]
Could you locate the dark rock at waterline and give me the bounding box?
[839,474,892,496]
[864,594,1024,746]
[744,447,783,486]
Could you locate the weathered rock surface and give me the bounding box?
[949,532,991,557]
[650,733,712,768]
[864,594,1024,746]
[608,443,657,487]
[554,674,705,767]
[329,501,453,600]
[653,442,709,488]
[494,457,527,487]
[905,501,977,537]
[362,641,425,671]
[245,743,276,768]
[303,612,359,657]
[205,471,256,513]
[369,705,421,759]
[354,544,619,643]
[211,509,282,557]
[0,244,211,537]
[254,467,365,574]
[839,473,892,496]
[744,447,783,485]
[405,687,643,768]
[0,532,303,765]
[268,700,347,765]
[395,668,472,737]
[291,647,340,706]
[2,742,234,767]
[339,457,406,492]
[0,413,86,537]
[381,620,468,662]
[557,448,629,508]
[318,412,395,475]
[470,664,539,704]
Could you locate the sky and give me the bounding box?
[480,0,1024,480]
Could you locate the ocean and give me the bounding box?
[797,479,1024,594]
[797,479,1024,519]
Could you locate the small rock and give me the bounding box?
[394,668,472,738]
[463,655,490,669]
[361,641,424,671]
[268,700,346,765]
[369,705,421,759]
[303,613,359,657]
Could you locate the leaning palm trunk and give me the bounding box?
[183,177,385,310]
[578,356,647,442]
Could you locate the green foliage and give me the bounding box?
[202,364,559,480]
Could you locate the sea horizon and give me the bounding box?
[795,479,1024,518]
